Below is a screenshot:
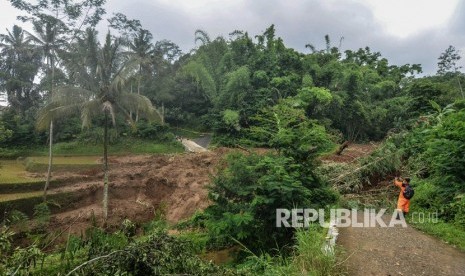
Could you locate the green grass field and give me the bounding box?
[33,139,184,156]
[27,156,99,165]
[0,139,184,159]
[0,160,40,184]
[0,191,43,202]
[24,155,102,173]
[0,157,99,185]
[409,219,465,251]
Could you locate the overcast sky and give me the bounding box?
[1,0,465,75]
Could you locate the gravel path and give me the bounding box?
[337,213,465,276]
[193,134,212,149]
[180,138,208,153]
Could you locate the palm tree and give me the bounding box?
[194,29,211,46]
[0,25,31,64]
[183,30,228,106]
[37,32,162,221]
[27,17,66,201]
[127,29,154,122]
[0,25,38,113]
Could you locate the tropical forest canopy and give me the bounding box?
[1,2,463,148]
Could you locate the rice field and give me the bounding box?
[24,156,101,173]
[0,160,39,184]
[0,191,43,202]
[27,156,100,165]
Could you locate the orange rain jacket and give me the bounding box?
[394,179,410,212]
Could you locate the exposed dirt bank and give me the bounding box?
[38,148,232,235]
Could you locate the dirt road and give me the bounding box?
[338,214,465,276]
[180,138,208,153]
[321,144,465,275]
[193,134,212,149]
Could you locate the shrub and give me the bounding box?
[5,210,29,229]
[390,102,465,225]
[77,128,120,144]
[248,99,335,163]
[237,227,342,276]
[33,202,51,229]
[0,226,14,256]
[133,120,174,142]
[451,195,465,228]
[121,219,136,238]
[423,110,465,188]
[73,232,229,275]
[204,152,337,252]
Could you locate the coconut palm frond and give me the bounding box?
[111,58,139,90]
[36,102,81,130]
[195,29,211,45]
[102,101,116,126]
[114,102,135,126]
[81,99,101,129]
[53,86,95,105]
[51,104,81,117]
[36,102,56,131]
[119,93,162,123]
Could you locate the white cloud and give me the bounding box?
[0,2,22,30]
[357,0,459,38]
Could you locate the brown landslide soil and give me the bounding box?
[43,147,232,235]
[11,142,465,275]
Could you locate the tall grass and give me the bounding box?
[239,227,344,276]
[273,228,343,276]
[408,219,465,251]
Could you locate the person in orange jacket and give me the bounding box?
[394,176,411,219]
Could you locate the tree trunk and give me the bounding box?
[129,83,133,120]
[103,111,109,221]
[457,75,464,99]
[43,56,55,201]
[135,67,141,122]
[43,120,53,201]
[336,141,350,155]
[161,102,165,124]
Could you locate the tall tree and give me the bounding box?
[27,17,66,200]
[38,33,162,221]
[9,0,107,201]
[127,29,154,121]
[0,25,41,114]
[8,0,106,38]
[437,45,463,98]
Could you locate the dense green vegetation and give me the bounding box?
[1,0,465,274]
[0,217,231,275]
[384,101,465,248]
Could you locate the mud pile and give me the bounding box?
[47,149,230,234]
